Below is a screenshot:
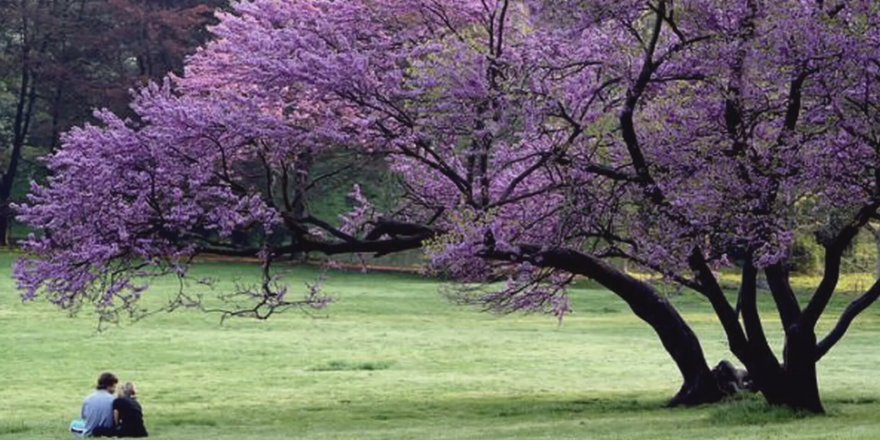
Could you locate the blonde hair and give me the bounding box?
[119,382,137,398]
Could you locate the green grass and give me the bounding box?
[3,252,880,439]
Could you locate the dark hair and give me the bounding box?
[96,372,118,390]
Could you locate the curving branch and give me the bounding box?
[478,237,734,406]
[803,202,880,328]
[816,278,880,361]
[764,264,802,331]
[687,249,754,367]
[739,257,777,362]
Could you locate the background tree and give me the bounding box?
[0,0,223,246]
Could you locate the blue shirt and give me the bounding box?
[81,390,115,436]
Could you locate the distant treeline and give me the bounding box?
[0,0,227,245]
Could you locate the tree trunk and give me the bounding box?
[759,367,823,413]
[0,209,9,247]
[673,360,756,406]
[624,288,728,407]
[483,245,732,406]
[779,366,823,413]
[781,327,824,413]
[1,35,39,249]
[756,327,824,413]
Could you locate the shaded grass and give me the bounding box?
[3,251,880,439]
[309,360,395,372]
[705,395,812,426]
[0,422,29,436]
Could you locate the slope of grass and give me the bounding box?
[2,251,880,439]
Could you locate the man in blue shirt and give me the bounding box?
[81,372,118,437]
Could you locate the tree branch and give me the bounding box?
[764,263,802,331]
[815,278,880,360]
[739,256,779,364]
[478,239,715,387]
[803,203,879,327]
[688,249,754,366]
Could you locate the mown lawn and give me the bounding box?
[2,251,880,439]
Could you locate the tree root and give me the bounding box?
[669,360,756,407]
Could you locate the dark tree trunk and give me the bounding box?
[778,366,823,413]
[0,169,19,248]
[777,328,824,413]
[0,177,19,248]
[671,368,721,406]
[483,245,732,406]
[673,360,756,406]
[743,325,823,413]
[1,32,40,248]
[0,209,9,247]
[621,286,728,407]
[758,368,823,413]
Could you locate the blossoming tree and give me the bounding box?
[14,0,880,412]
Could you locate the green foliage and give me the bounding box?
[843,231,880,275]
[777,231,880,276]
[306,153,400,226]
[789,238,821,274]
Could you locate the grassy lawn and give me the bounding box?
[2,251,880,439]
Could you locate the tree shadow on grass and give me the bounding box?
[308,360,394,372]
[149,392,880,434]
[706,395,818,426]
[706,393,880,427]
[0,421,29,435]
[827,396,879,405]
[345,395,667,423]
[162,416,219,427]
[473,397,658,418]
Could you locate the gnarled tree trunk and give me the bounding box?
[0,210,9,247]
[484,244,737,406]
[760,328,824,413]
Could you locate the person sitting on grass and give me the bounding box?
[81,372,118,437]
[113,382,149,438]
